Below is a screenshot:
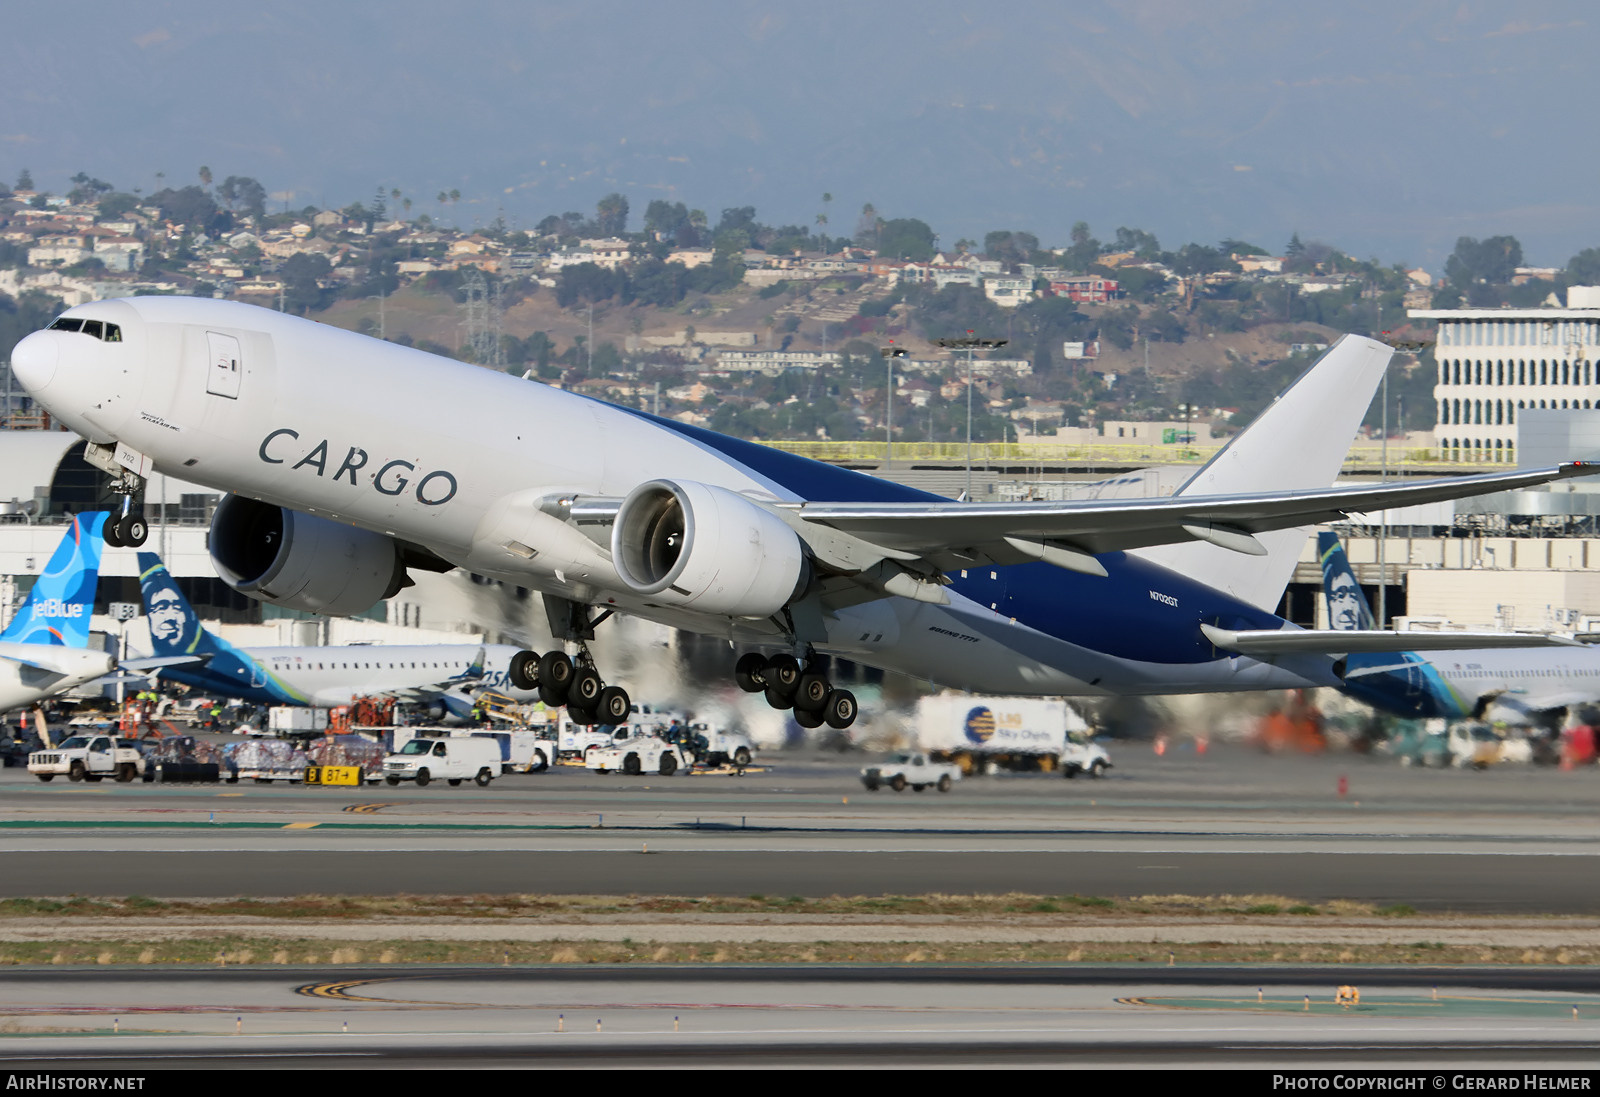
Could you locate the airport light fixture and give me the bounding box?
[879,344,909,467]
[935,334,1008,500]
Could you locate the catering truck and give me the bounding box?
[913,695,1097,774]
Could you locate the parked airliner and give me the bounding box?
[132,551,534,712]
[1318,531,1600,723]
[0,512,115,713]
[10,298,1590,727]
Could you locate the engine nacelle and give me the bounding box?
[209,495,406,617]
[612,479,807,618]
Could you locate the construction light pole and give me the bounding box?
[880,344,908,468]
[935,333,1008,500]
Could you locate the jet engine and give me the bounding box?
[209,495,406,617]
[611,479,807,618]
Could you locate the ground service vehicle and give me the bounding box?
[1059,731,1112,778]
[381,735,500,786]
[861,751,960,792]
[29,735,144,783]
[469,729,553,772]
[585,733,692,776]
[914,695,1090,773]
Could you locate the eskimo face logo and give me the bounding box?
[964,706,996,744]
[259,428,458,506]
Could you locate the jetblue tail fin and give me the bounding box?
[1317,531,1376,631]
[0,512,108,647]
[1134,335,1394,610]
[136,552,224,658]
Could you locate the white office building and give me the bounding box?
[1411,286,1600,462]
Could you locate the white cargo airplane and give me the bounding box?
[10,299,1591,728]
[0,512,116,714]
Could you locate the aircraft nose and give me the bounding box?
[11,331,58,392]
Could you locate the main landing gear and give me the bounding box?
[507,648,630,726]
[101,470,149,548]
[736,652,857,730]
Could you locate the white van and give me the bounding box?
[382,736,502,787]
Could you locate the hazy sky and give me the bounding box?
[3,1,1597,271]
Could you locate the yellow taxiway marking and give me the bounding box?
[283,822,320,830]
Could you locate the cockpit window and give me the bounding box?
[48,317,121,342]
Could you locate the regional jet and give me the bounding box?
[0,512,115,713]
[131,551,533,713]
[10,298,1592,728]
[1316,531,1600,723]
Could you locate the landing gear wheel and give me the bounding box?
[764,686,793,711]
[102,522,124,548]
[596,686,630,723]
[508,650,539,691]
[766,655,801,693]
[794,707,824,729]
[659,753,677,776]
[537,651,574,705]
[475,768,493,787]
[567,705,598,726]
[569,668,603,710]
[734,653,769,693]
[793,673,830,713]
[120,516,148,547]
[824,689,858,730]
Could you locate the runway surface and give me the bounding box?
[0,965,1595,1068]
[0,746,1594,909]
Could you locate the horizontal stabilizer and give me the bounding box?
[1201,623,1582,656]
[119,655,206,672]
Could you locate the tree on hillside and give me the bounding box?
[281,252,332,315]
[877,218,936,261]
[218,176,267,221]
[595,192,629,236]
[984,231,1039,268]
[15,169,32,192]
[1113,227,1160,260]
[151,185,227,235]
[1566,247,1600,287]
[1445,235,1522,288]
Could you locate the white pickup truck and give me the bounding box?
[1059,732,1113,779]
[29,735,145,783]
[861,751,960,793]
[586,734,693,776]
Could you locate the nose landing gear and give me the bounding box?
[101,470,149,548]
[735,652,856,729]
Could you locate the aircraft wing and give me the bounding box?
[1200,625,1583,656]
[119,655,206,672]
[797,462,1596,575]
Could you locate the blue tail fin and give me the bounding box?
[1317,531,1375,631]
[0,512,108,647]
[136,552,223,658]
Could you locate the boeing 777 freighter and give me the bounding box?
[10,298,1591,727]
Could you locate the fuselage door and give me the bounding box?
[205,331,242,399]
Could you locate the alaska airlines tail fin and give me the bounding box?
[136,552,224,658]
[1134,335,1394,610]
[1317,531,1375,631]
[0,512,108,647]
